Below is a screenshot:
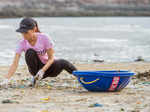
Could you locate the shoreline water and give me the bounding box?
[1,17,150,65]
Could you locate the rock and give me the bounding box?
[1,0,150,18]
[135,70,150,80]
[2,99,13,104]
[93,59,104,63]
[131,110,140,112]
[94,53,99,56]
[134,56,145,62]
[15,73,22,76]
[120,108,125,111]
[2,99,19,104]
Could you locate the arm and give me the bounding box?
[34,35,54,81]
[5,53,20,79]
[41,48,54,72]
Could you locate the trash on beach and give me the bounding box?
[40,110,48,112]
[93,53,104,63]
[136,101,141,104]
[47,85,51,89]
[20,90,25,94]
[88,103,103,107]
[142,82,150,85]
[2,99,19,104]
[126,92,136,95]
[41,97,50,102]
[11,94,23,100]
[18,85,25,88]
[76,98,87,102]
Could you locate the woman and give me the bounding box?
[0,18,77,87]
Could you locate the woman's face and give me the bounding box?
[22,28,36,40]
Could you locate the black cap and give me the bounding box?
[16,18,36,33]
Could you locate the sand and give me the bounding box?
[0,62,150,112]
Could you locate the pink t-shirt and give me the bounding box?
[15,33,54,64]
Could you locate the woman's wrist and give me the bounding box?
[41,68,46,72]
[42,58,54,72]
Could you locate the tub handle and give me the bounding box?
[80,77,99,84]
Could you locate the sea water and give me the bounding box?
[0,17,150,65]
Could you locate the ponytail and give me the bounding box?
[34,20,41,33]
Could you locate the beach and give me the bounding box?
[0,62,150,112]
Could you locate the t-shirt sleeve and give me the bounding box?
[15,40,24,54]
[43,35,54,50]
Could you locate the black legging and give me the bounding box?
[25,49,77,79]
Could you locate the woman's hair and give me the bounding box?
[33,20,41,33]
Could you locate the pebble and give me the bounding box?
[2,99,19,104]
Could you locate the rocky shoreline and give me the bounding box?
[0,0,150,18]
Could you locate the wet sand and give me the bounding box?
[0,62,150,112]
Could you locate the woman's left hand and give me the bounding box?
[34,69,45,81]
[0,78,10,88]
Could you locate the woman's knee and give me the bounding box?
[58,59,69,65]
[58,59,77,73]
[25,49,41,76]
[25,48,36,56]
[25,49,38,64]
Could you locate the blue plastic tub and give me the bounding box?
[73,70,135,92]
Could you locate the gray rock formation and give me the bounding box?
[0,0,150,17]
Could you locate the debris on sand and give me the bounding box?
[88,103,103,107]
[2,99,19,104]
[40,97,50,103]
[135,70,150,81]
